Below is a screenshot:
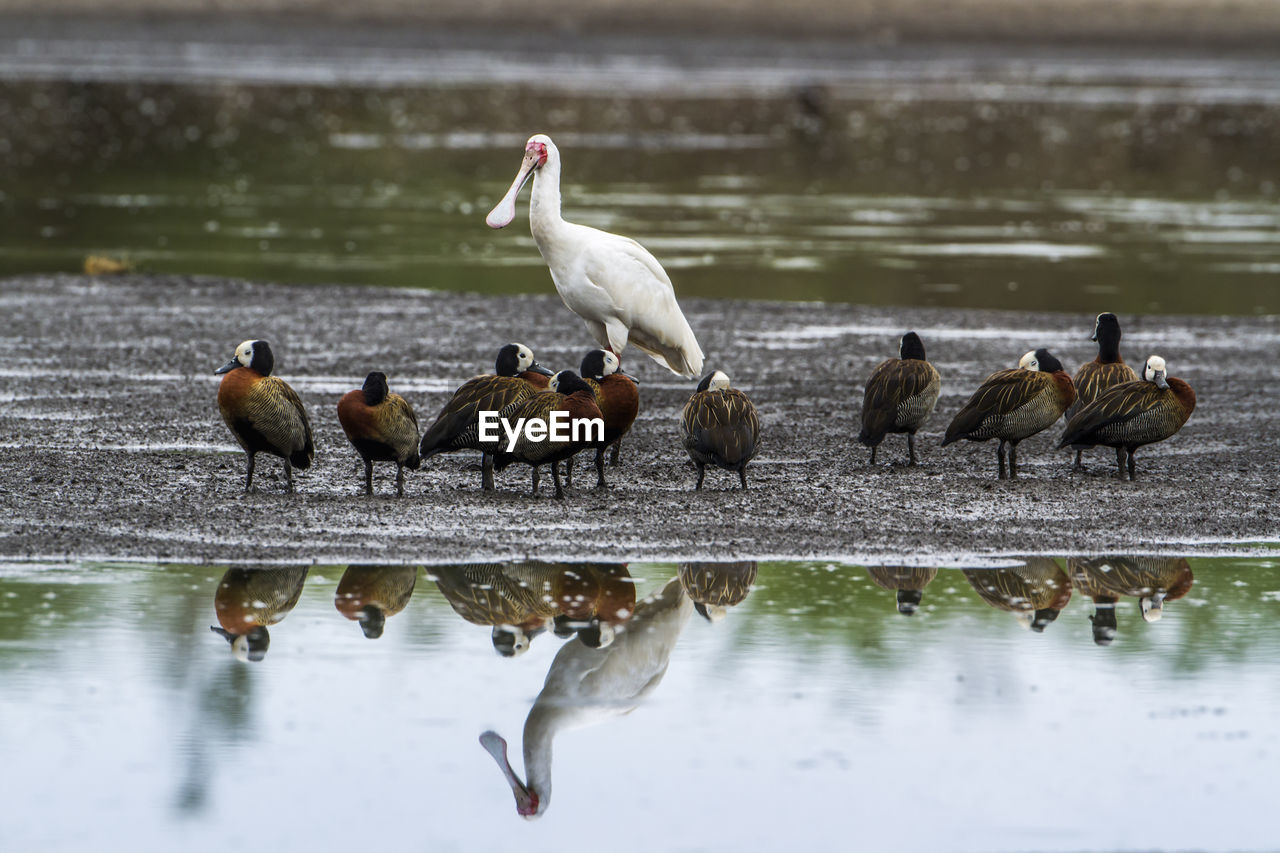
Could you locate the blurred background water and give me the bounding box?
[1,34,1278,314]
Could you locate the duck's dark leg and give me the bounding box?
[908,434,917,466]
[1115,446,1126,479]
[1074,448,1083,471]
[530,465,540,496]
[552,460,565,500]
[364,458,374,496]
[595,447,607,488]
[610,439,622,466]
[1127,448,1137,481]
[564,455,574,488]
[395,463,405,497]
[695,462,706,490]
[1009,442,1019,480]
[284,458,295,493]
[997,440,1007,480]
[869,445,877,466]
[739,467,748,490]
[481,452,495,491]
[244,453,256,493]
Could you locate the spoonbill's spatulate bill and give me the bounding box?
[486,133,705,378]
[479,730,541,818]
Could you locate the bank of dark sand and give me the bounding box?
[1,274,1276,564]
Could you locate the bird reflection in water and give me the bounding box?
[430,563,635,655]
[479,576,692,818]
[334,565,418,639]
[1069,557,1194,646]
[865,566,938,616]
[209,566,308,661]
[962,558,1073,632]
[679,561,758,621]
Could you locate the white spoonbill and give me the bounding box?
[486,134,705,378]
[478,576,693,818]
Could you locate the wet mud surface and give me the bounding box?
[1,274,1276,563]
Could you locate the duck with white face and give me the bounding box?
[680,370,761,490]
[213,339,315,493]
[1058,354,1196,480]
[418,342,555,491]
[564,349,641,488]
[942,348,1076,480]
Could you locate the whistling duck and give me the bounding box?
[492,370,605,499]
[858,331,941,465]
[678,561,758,622]
[680,370,760,490]
[431,564,556,657]
[1070,556,1193,624]
[1066,559,1124,645]
[214,340,315,493]
[479,576,693,818]
[1067,313,1139,469]
[210,566,308,661]
[565,349,640,488]
[1058,355,1195,480]
[419,343,554,491]
[486,134,705,377]
[962,559,1073,632]
[865,566,938,615]
[334,565,418,639]
[942,348,1076,479]
[337,371,421,497]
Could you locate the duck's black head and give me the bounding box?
[695,370,732,393]
[210,624,271,662]
[899,332,926,361]
[1092,313,1122,360]
[1034,348,1064,374]
[580,349,620,381]
[362,371,389,406]
[550,370,593,397]
[1031,608,1061,633]
[215,339,274,377]
[1090,604,1118,646]
[896,589,924,615]
[491,626,530,658]
[358,605,386,639]
[495,342,551,377]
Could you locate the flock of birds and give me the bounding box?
[213,133,1195,496]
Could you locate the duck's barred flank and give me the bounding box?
[420,374,543,456]
[946,369,1075,443]
[1066,557,1194,601]
[678,562,758,608]
[1069,361,1139,417]
[865,566,938,593]
[431,564,551,626]
[680,387,760,489]
[962,559,1073,613]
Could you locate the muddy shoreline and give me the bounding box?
[1,273,1276,564]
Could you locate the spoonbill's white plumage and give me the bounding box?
[478,577,693,818]
[486,134,705,378]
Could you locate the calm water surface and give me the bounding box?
[1,42,1279,314]
[2,556,1278,851]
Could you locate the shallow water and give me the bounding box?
[1,39,1279,314]
[2,556,1278,851]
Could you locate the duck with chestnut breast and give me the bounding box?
[1067,312,1139,469]
[214,339,314,493]
[337,371,420,497]
[858,331,941,466]
[1057,355,1195,480]
[680,370,760,490]
[492,370,605,500]
[942,348,1075,480]
[486,134,704,378]
[419,343,555,491]
[565,349,639,488]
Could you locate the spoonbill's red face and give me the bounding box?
[486,134,554,228]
